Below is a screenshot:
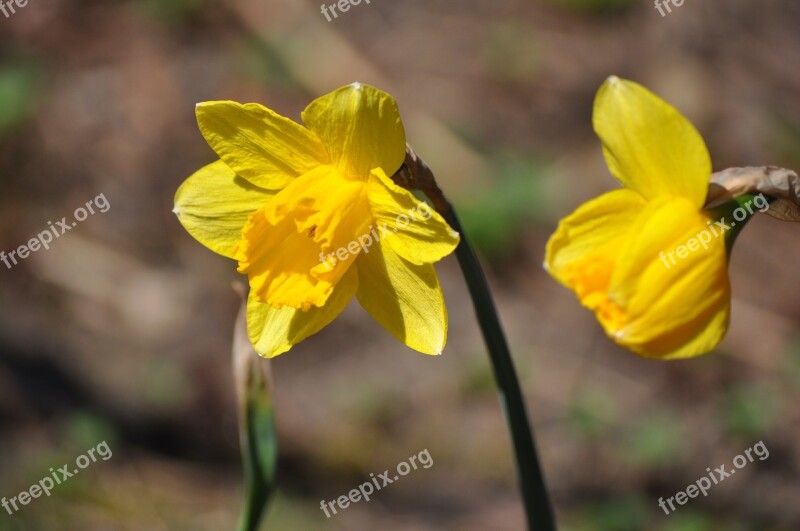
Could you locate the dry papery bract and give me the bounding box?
[706,166,800,222]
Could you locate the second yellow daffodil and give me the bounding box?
[545,76,730,359]
[174,83,460,357]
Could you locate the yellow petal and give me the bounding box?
[365,168,460,265]
[593,76,711,207]
[607,197,730,359]
[545,188,647,308]
[173,160,275,258]
[246,265,358,358]
[195,101,329,190]
[234,165,372,311]
[301,83,406,179]
[355,239,447,355]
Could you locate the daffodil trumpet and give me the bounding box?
[545,76,795,360]
[175,83,460,358]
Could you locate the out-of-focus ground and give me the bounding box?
[1,0,800,529]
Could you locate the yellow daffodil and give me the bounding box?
[174,83,460,357]
[545,76,730,359]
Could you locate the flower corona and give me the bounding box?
[545,77,731,359]
[175,83,459,357]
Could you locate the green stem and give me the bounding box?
[233,294,278,531]
[439,202,557,531]
[705,193,775,258]
[393,146,556,529]
[236,376,279,531]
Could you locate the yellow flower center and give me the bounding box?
[562,253,628,334]
[233,165,373,311]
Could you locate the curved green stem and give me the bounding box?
[440,202,557,531]
[394,146,556,530]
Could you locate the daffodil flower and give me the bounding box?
[174,83,460,357]
[545,76,730,359]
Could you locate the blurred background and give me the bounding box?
[1,0,799,529]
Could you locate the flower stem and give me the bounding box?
[233,288,278,531]
[706,193,775,257]
[394,145,557,530]
[441,203,557,531]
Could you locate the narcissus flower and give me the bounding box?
[174,83,460,357]
[545,76,730,359]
